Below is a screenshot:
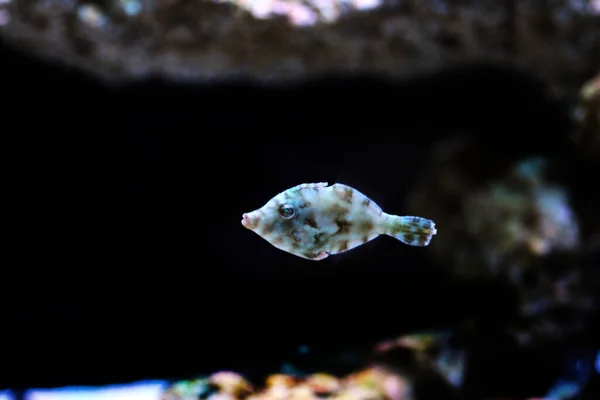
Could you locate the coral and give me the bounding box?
[160,332,598,399]
[162,368,414,400]
[160,333,465,400]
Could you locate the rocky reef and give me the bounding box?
[2,2,598,399]
[574,72,600,158]
[0,0,599,91]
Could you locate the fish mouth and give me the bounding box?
[241,212,258,230]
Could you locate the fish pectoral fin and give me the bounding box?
[311,251,330,261]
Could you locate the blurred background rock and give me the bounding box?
[0,0,598,88]
[1,1,599,400]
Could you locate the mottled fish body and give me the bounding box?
[241,182,437,261]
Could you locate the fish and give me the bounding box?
[241,182,437,261]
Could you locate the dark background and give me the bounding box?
[2,37,573,392]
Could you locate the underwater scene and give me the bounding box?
[2,1,599,400]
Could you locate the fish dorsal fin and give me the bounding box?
[289,182,329,193]
[335,171,387,211]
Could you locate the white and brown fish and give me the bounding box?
[241,182,437,261]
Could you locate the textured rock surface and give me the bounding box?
[406,140,600,348]
[0,0,599,87]
[574,72,600,158]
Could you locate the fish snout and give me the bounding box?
[241,212,260,230]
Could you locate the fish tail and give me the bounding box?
[383,215,437,247]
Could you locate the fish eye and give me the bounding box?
[279,204,295,219]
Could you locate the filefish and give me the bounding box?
[241,182,437,261]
